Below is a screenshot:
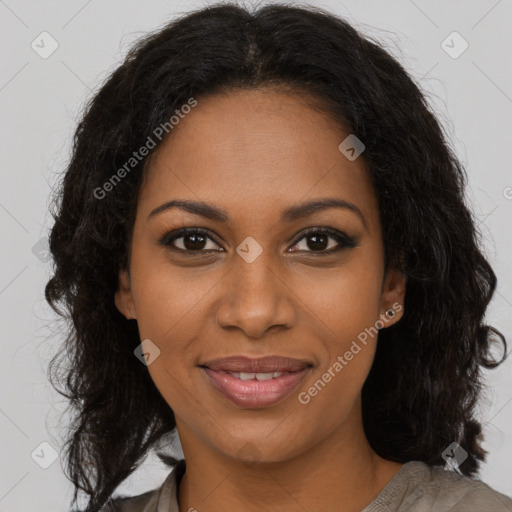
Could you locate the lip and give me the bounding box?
[200,355,313,373]
[202,366,311,408]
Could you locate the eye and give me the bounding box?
[288,227,359,254]
[159,226,359,255]
[159,227,224,253]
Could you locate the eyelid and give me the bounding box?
[289,227,359,253]
[159,227,225,252]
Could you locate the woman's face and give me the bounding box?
[116,87,405,464]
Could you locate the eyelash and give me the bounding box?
[159,226,359,256]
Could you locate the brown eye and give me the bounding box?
[289,228,359,254]
[179,232,209,251]
[160,228,224,253]
[299,233,330,251]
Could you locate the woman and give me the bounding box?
[45,3,512,511]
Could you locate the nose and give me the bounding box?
[215,251,297,339]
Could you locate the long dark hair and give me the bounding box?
[45,3,508,510]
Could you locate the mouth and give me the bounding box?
[200,355,313,373]
[199,355,313,408]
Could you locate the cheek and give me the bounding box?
[293,252,383,335]
[137,298,207,417]
[131,249,217,340]
[296,300,379,428]
[291,252,383,393]
[129,258,214,406]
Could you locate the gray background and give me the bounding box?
[0,0,511,510]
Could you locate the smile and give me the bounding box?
[201,367,311,408]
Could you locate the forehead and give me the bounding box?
[138,88,379,228]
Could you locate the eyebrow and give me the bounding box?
[148,198,367,229]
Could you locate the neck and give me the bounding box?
[176,399,403,512]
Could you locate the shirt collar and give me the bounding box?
[157,459,186,512]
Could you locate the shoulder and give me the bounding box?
[100,488,159,512]
[397,461,512,512]
[428,464,512,511]
[99,461,185,512]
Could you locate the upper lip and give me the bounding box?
[200,355,313,373]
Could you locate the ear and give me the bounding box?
[379,267,406,327]
[115,269,136,319]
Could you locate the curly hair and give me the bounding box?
[45,2,508,511]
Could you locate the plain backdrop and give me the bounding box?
[1,0,511,510]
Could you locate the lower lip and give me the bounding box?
[202,367,311,408]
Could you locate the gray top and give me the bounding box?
[102,459,512,511]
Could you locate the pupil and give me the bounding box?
[308,234,328,251]
[184,233,206,250]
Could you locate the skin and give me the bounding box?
[115,87,407,512]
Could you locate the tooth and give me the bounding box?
[255,372,274,381]
[239,372,256,380]
[226,371,289,380]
